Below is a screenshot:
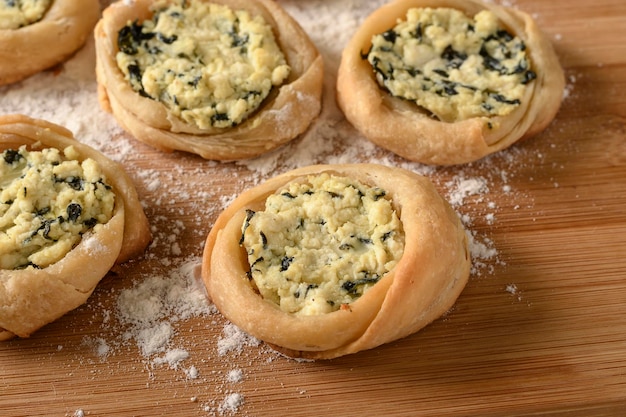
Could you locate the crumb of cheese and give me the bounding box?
[0,146,115,270]
[241,174,404,316]
[115,0,291,129]
[367,8,536,122]
[0,0,51,30]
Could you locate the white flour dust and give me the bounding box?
[0,0,573,415]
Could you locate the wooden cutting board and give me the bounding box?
[2,0,626,416]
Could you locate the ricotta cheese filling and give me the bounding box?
[0,0,51,30]
[0,146,115,270]
[115,0,291,129]
[366,8,536,122]
[240,174,405,316]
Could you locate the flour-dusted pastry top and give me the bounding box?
[0,0,100,86]
[337,0,565,165]
[0,115,151,341]
[95,0,324,161]
[202,164,470,359]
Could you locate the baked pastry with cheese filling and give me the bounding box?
[95,0,323,160]
[202,164,470,359]
[0,0,100,86]
[337,0,565,165]
[0,115,151,341]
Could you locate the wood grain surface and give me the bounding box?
[2,0,626,416]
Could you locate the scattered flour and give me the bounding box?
[447,177,490,207]
[0,0,568,415]
[217,323,260,357]
[218,393,245,415]
[186,365,200,380]
[506,283,524,302]
[115,257,215,359]
[153,348,190,369]
[83,337,111,358]
[226,369,244,383]
[506,283,519,295]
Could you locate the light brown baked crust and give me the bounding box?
[0,0,100,86]
[202,164,470,359]
[337,0,565,165]
[94,0,324,161]
[0,114,151,340]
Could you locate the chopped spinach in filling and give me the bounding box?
[240,174,405,316]
[0,146,115,270]
[0,0,51,30]
[115,0,291,129]
[366,8,536,122]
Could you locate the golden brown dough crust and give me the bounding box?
[337,0,565,165]
[202,164,470,359]
[94,0,324,160]
[0,114,151,340]
[0,0,100,86]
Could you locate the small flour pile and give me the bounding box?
[81,257,259,415]
[115,258,213,358]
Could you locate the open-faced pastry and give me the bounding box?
[337,0,565,165]
[95,0,324,160]
[0,0,100,86]
[202,164,470,359]
[0,114,151,341]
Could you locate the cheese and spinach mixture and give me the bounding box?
[240,174,405,316]
[0,146,115,270]
[0,0,51,30]
[116,0,291,129]
[366,8,537,122]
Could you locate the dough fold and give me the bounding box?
[95,0,324,160]
[0,0,100,86]
[337,0,565,165]
[0,115,151,340]
[202,164,470,359]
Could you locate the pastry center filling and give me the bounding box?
[366,7,536,122]
[0,0,51,30]
[0,146,115,270]
[240,173,405,316]
[115,0,291,129]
